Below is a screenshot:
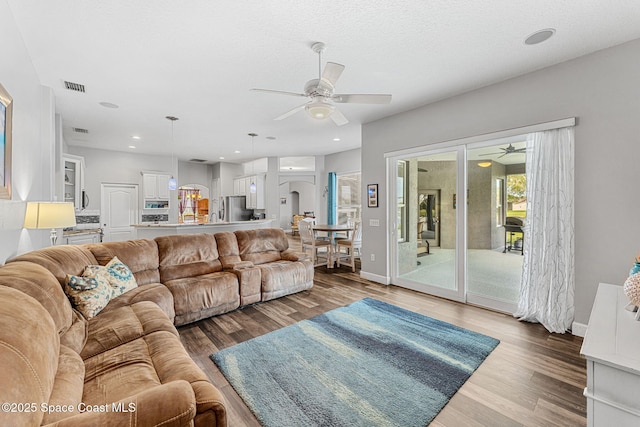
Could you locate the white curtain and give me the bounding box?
[515,127,575,333]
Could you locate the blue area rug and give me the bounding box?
[211,298,499,427]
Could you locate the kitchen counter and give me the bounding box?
[132,219,275,239]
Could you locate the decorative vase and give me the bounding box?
[623,272,640,307]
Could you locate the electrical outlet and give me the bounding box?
[370,254,375,262]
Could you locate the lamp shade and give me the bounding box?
[24,202,77,229]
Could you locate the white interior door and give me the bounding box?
[101,183,139,242]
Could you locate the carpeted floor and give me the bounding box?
[400,248,523,304]
[211,298,499,427]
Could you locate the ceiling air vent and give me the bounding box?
[72,127,89,134]
[189,159,207,163]
[64,81,86,93]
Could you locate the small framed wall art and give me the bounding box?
[0,83,12,200]
[367,184,378,208]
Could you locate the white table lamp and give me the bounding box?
[24,202,77,246]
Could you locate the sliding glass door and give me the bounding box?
[391,148,465,302]
[389,139,525,313]
[466,141,525,312]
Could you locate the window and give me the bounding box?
[337,172,361,224]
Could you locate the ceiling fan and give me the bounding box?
[480,144,526,158]
[251,42,392,126]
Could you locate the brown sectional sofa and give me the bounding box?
[0,228,313,426]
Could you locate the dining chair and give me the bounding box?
[298,218,332,267]
[336,220,362,272]
[333,218,355,243]
[291,214,305,236]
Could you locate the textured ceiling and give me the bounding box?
[6,0,640,164]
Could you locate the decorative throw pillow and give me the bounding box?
[105,257,138,298]
[64,271,111,319]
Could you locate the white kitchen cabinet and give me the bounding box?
[142,173,171,208]
[64,231,101,245]
[581,283,640,427]
[63,154,85,211]
[234,177,247,196]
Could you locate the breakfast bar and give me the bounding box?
[133,219,275,239]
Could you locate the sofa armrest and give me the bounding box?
[43,380,197,427]
[281,249,309,262]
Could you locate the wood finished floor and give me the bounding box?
[178,236,586,427]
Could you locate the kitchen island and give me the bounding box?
[133,219,275,240]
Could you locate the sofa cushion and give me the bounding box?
[7,244,99,286]
[0,287,59,427]
[0,261,74,335]
[100,282,176,323]
[83,330,210,406]
[235,229,290,265]
[60,309,88,354]
[258,259,314,301]
[42,345,85,424]
[156,233,223,282]
[104,256,139,297]
[87,239,161,285]
[64,268,112,319]
[165,272,240,326]
[81,301,178,360]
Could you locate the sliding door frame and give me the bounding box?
[384,118,576,312]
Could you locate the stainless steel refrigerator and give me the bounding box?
[222,196,253,222]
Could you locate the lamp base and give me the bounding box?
[50,228,58,246]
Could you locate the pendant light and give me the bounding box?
[248,133,257,193]
[166,116,179,190]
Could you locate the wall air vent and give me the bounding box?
[189,159,207,163]
[72,128,89,134]
[64,81,86,93]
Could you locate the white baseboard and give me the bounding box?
[359,271,390,285]
[572,321,588,337]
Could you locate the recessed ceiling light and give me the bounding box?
[219,156,225,160]
[234,150,241,154]
[99,101,119,109]
[524,28,555,45]
[128,145,136,149]
[333,138,341,142]
[132,135,141,140]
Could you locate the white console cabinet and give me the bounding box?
[581,283,640,427]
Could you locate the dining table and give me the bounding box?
[312,223,355,268]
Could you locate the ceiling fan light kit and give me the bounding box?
[251,42,391,126]
[306,99,335,120]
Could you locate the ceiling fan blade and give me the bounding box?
[480,152,502,156]
[330,109,349,126]
[274,103,308,121]
[333,94,392,104]
[321,62,345,86]
[251,88,307,97]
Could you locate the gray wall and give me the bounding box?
[0,1,57,262]
[361,38,640,325]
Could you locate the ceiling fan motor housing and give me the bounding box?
[304,79,334,98]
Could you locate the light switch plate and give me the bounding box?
[369,219,380,227]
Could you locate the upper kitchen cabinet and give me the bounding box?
[142,172,171,209]
[63,154,86,211]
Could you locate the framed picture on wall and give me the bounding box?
[367,184,378,208]
[0,83,13,200]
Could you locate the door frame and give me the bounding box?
[387,145,467,303]
[100,183,139,242]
